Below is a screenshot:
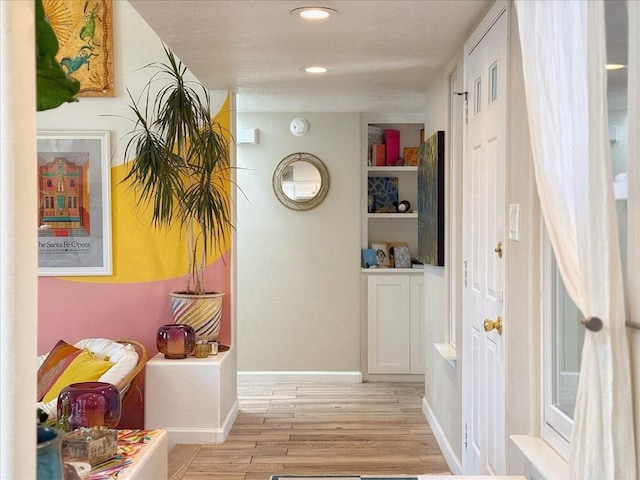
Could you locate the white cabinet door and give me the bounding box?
[367,275,411,373]
[410,275,426,374]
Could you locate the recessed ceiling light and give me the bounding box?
[290,7,337,20]
[304,66,329,74]
[606,64,626,70]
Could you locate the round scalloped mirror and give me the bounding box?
[272,152,330,210]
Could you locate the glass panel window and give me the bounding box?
[474,76,482,115]
[489,62,498,104]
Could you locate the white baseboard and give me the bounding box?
[237,371,363,384]
[164,398,239,451]
[422,396,463,474]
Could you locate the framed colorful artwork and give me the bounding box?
[37,131,112,276]
[418,130,445,266]
[43,0,115,96]
[367,176,398,213]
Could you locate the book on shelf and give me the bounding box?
[384,129,400,166]
[362,249,378,268]
[367,126,384,165]
[372,144,386,166]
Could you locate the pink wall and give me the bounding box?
[37,253,231,428]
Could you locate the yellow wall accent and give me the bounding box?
[65,93,232,283]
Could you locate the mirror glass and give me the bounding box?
[273,153,330,210]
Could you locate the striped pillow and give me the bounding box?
[37,340,83,401]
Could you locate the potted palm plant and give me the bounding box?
[123,45,232,341]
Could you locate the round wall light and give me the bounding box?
[290,7,337,19]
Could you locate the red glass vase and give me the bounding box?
[156,323,195,359]
[57,382,121,429]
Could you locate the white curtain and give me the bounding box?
[514,1,636,479]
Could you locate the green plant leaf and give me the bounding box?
[35,0,80,111]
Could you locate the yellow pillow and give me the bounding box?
[42,349,114,403]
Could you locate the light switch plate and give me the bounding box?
[509,204,520,241]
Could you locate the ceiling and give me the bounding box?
[128,0,492,113]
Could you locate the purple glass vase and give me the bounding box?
[57,382,121,429]
[157,323,195,359]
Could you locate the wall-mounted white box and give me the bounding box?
[237,128,259,144]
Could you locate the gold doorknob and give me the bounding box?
[494,241,503,258]
[483,317,503,335]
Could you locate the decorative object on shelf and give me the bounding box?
[371,242,390,267]
[156,324,196,359]
[57,382,122,429]
[37,426,63,480]
[384,129,400,165]
[404,147,419,166]
[367,177,398,212]
[362,248,378,268]
[418,130,446,266]
[194,339,210,358]
[273,152,330,210]
[289,117,309,136]
[393,245,411,268]
[122,46,231,336]
[171,291,224,341]
[397,200,411,213]
[61,427,117,467]
[387,241,408,267]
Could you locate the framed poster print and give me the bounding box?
[37,131,112,275]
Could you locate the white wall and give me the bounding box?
[236,113,362,371]
[422,50,464,467]
[422,4,541,474]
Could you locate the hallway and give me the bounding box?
[168,382,450,479]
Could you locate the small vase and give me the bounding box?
[157,323,196,359]
[57,382,122,429]
[37,426,63,480]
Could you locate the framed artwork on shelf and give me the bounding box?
[367,177,398,213]
[37,131,112,276]
[418,130,445,267]
[371,242,390,267]
[388,242,409,268]
[393,245,411,268]
[404,147,419,166]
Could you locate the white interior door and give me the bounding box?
[462,4,507,475]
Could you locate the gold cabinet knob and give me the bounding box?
[483,316,503,335]
[494,241,503,258]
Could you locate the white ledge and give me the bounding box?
[434,343,457,366]
[511,435,569,480]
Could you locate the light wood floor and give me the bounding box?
[168,382,450,480]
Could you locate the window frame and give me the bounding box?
[541,231,573,462]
